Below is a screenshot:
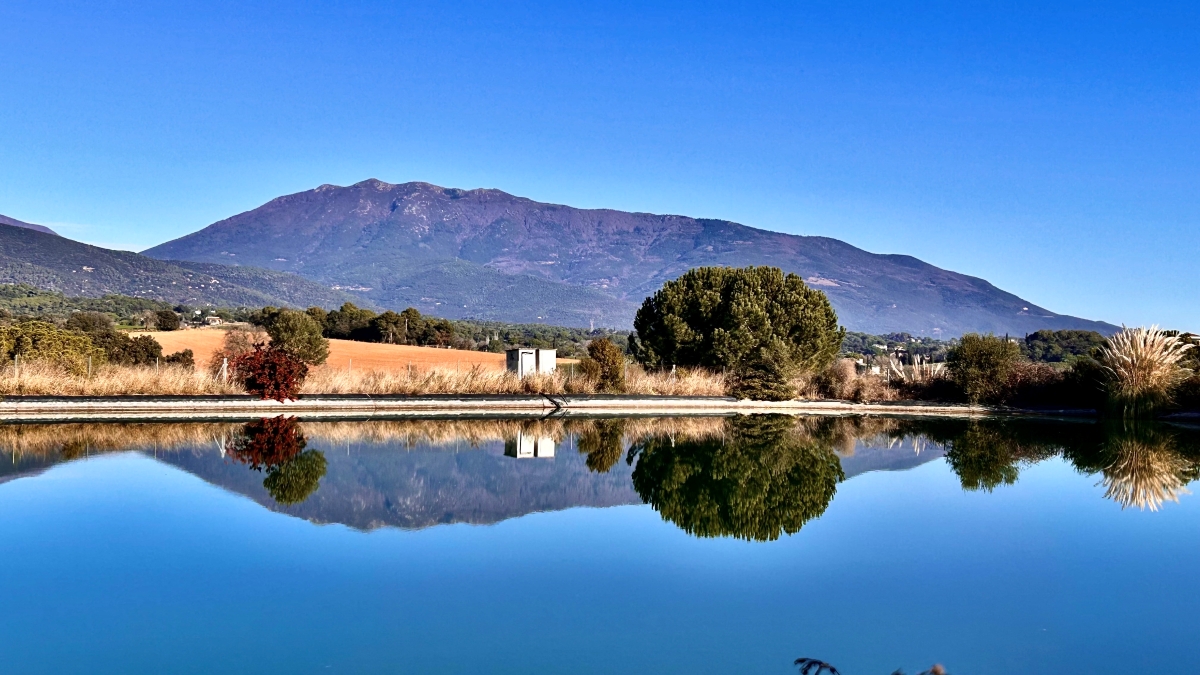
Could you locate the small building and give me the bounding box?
[203,316,223,326]
[505,348,556,377]
[504,431,555,459]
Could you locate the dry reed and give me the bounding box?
[1098,325,1194,416]
[0,361,243,396]
[0,358,724,397]
[300,363,725,397]
[0,422,242,458]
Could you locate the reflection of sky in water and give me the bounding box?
[0,417,1199,674]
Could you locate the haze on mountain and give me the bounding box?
[146,179,1116,336]
[0,220,356,309]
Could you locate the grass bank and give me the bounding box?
[0,360,725,397]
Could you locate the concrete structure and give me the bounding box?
[505,348,556,377]
[504,431,555,458]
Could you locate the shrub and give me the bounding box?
[1059,357,1108,410]
[266,309,329,365]
[1097,325,1194,418]
[812,358,896,402]
[632,266,844,374]
[946,334,1022,404]
[0,321,105,375]
[208,328,261,377]
[585,338,626,393]
[65,311,114,334]
[1002,361,1065,408]
[155,310,181,331]
[232,345,309,401]
[816,358,858,400]
[121,335,164,366]
[164,349,195,370]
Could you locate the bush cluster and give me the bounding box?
[579,338,626,393]
[0,321,106,375]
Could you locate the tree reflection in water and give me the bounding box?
[629,414,845,542]
[226,416,327,505]
[576,418,628,473]
[903,418,1200,511]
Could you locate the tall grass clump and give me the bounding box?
[1097,326,1193,418]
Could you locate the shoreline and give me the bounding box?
[0,393,1096,423]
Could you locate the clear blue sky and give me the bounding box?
[1,1,1196,329]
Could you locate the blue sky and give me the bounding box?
[0,1,1196,329]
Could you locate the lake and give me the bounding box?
[1,414,1199,674]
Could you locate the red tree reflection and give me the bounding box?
[226,416,306,471]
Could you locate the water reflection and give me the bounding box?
[3,415,1200,534]
[225,417,328,506]
[629,415,845,541]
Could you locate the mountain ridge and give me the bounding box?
[144,179,1117,336]
[0,220,361,309]
[0,214,58,236]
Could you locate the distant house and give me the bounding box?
[204,316,223,326]
[505,348,556,377]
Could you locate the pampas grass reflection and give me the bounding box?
[1100,433,1193,511]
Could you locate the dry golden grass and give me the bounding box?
[300,363,725,396]
[0,421,242,458]
[0,416,732,459]
[0,360,243,396]
[0,354,723,396]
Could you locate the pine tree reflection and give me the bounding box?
[576,419,628,473]
[226,416,327,505]
[628,415,845,541]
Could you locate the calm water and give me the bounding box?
[2,415,1200,674]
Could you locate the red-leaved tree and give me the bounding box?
[231,343,309,401]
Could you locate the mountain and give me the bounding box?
[0,213,58,236]
[144,179,1117,335]
[0,219,359,309]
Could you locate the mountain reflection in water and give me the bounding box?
[2,415,1199,537]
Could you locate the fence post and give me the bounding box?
[221,357,229,384]
[87,356,92,378]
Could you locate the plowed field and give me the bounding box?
[134,329,506,372]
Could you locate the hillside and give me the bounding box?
[0,220,360,309]
[145,180,1117,335]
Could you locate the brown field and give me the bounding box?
[134,328,507,372]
